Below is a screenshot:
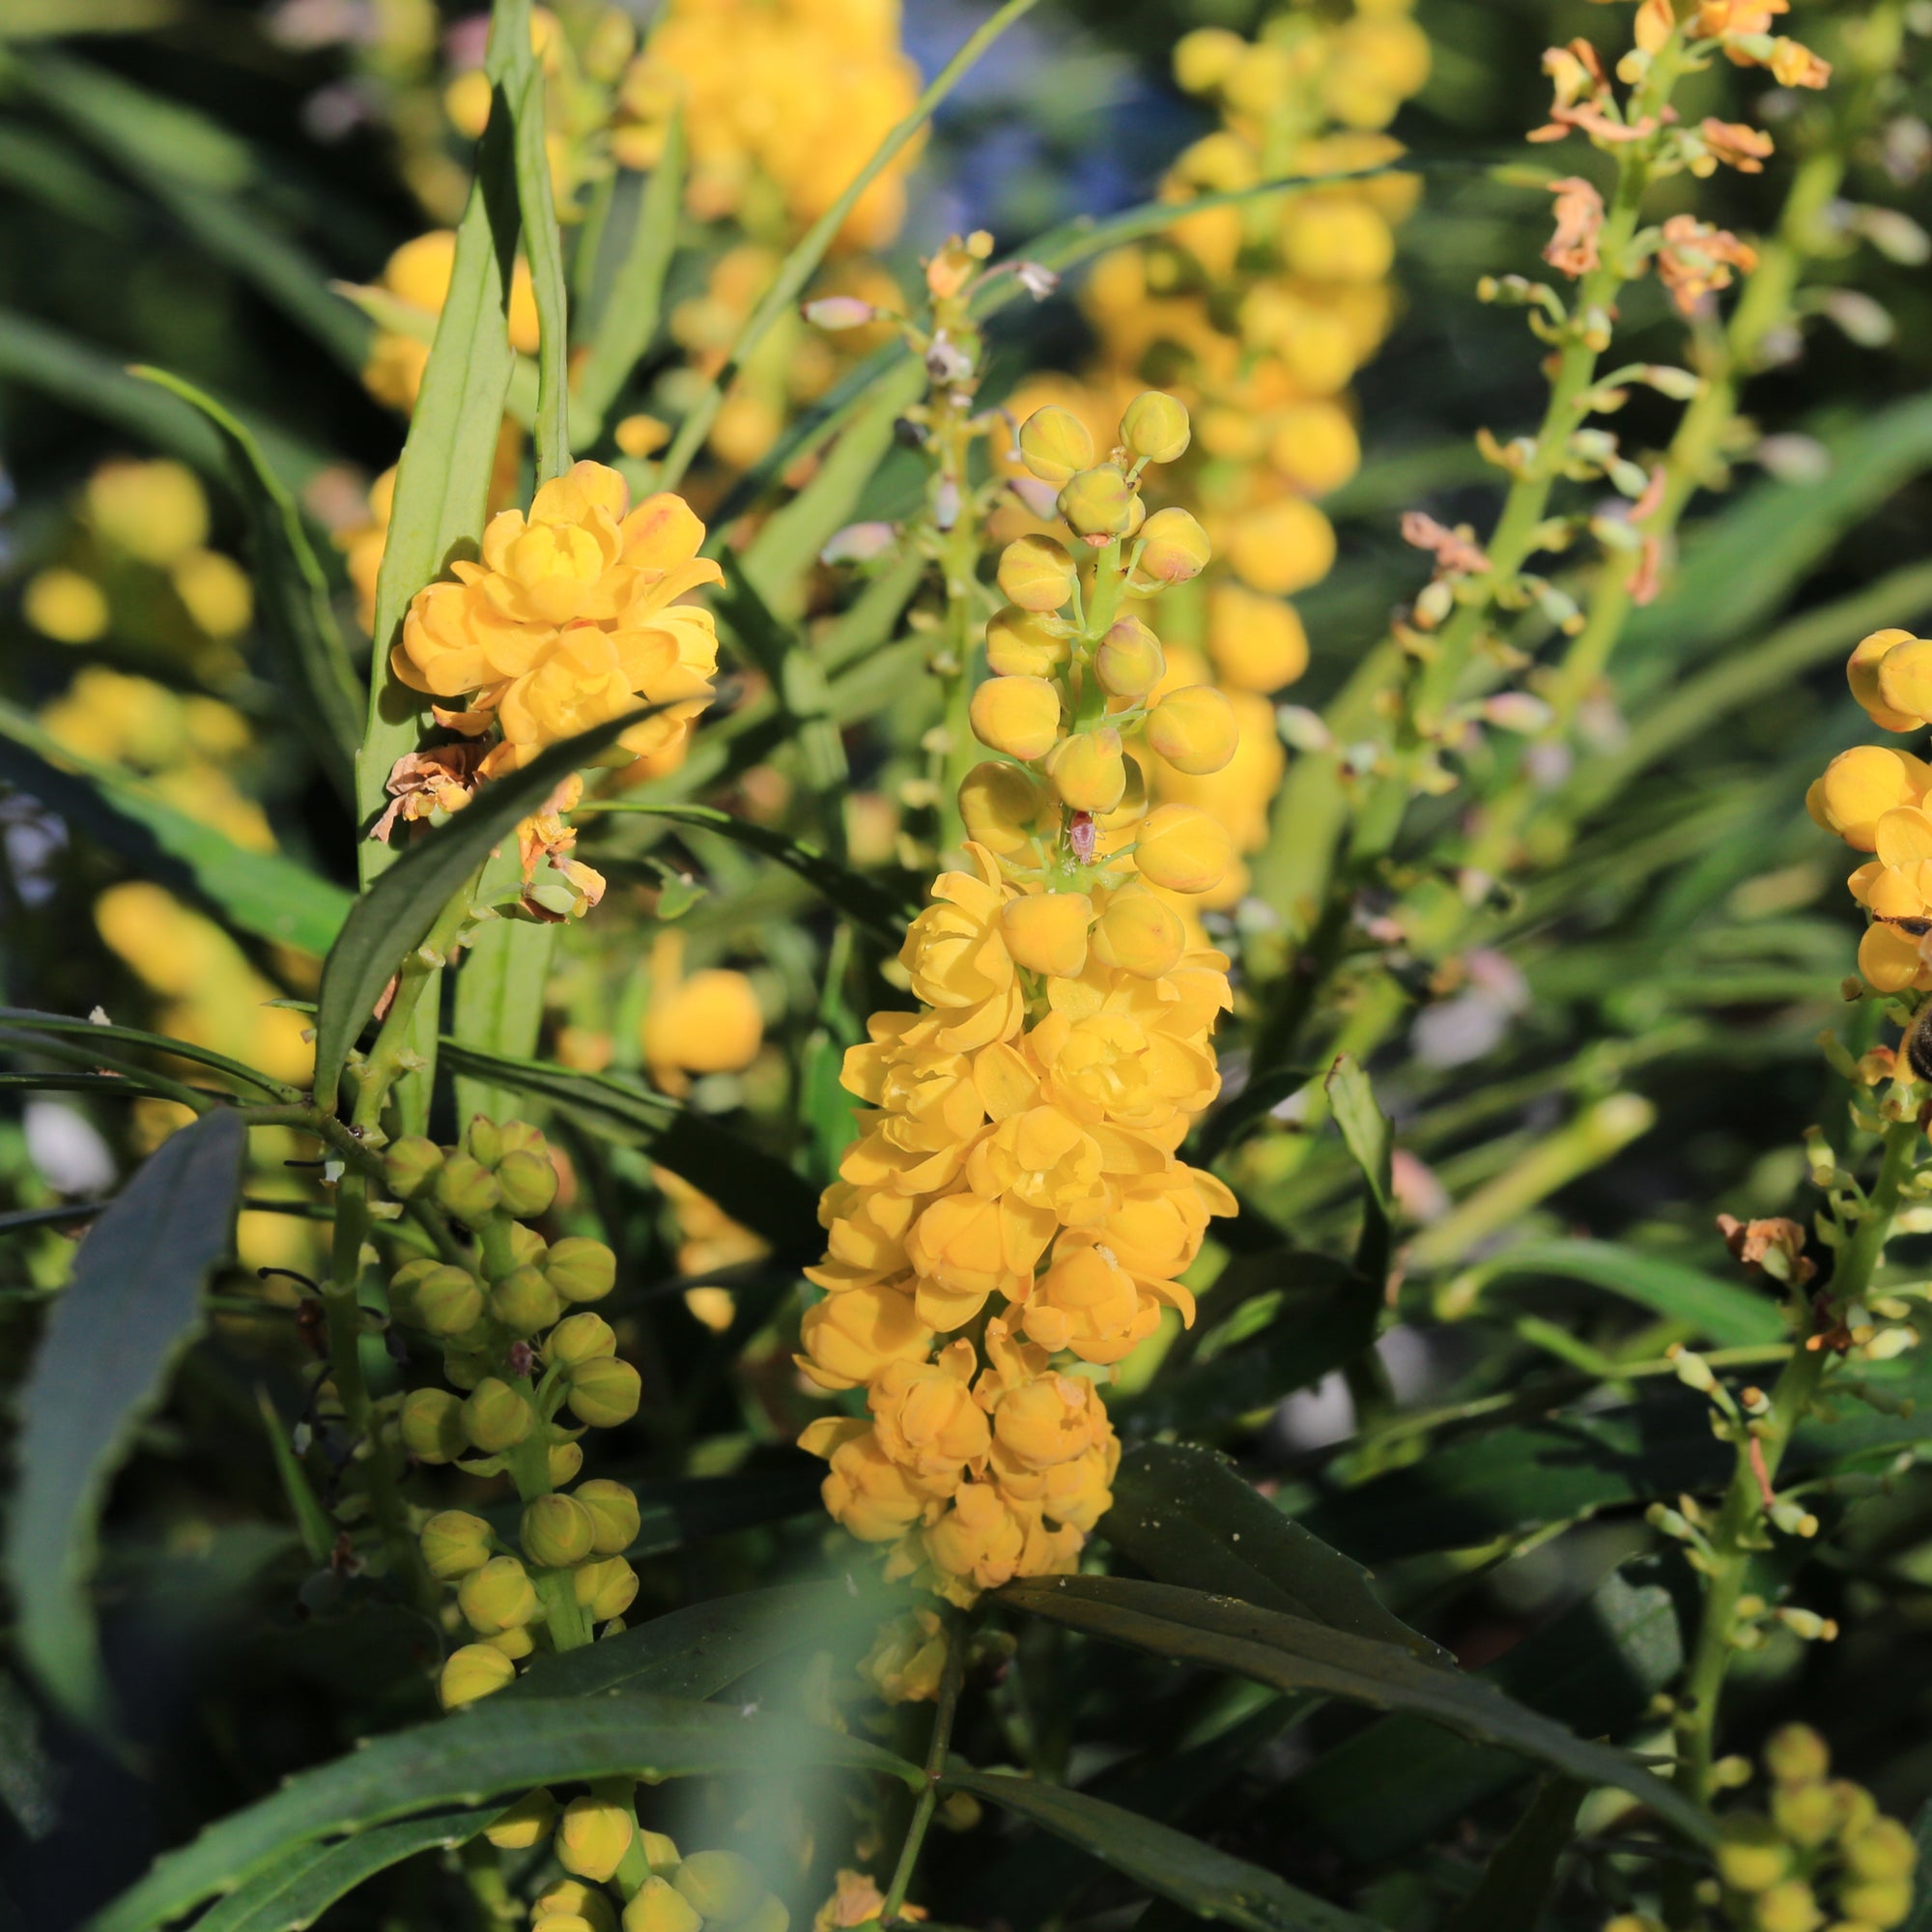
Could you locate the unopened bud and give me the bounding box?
[672,1852,762,1924]
[420,1508,493,1578]
[958,759,1052,857]
[1753,1880,1821,1932]
[1090,886,1185,979]
[463,1377,535,1452]
[1771,1779,1838,1849]
[497,1148,559,1218]
[412,1264,485,1337]
[440,1642,516,1708]
[1043,727,1126,812]
[986,605,1072,679]
[1016,405,1095,486]
[549,1438,583,1488]
[574,1554,640,1621]
[803,296,879,330]
[1842,1878,1913,1927]
[1715,1813,1790,1894]
[1137,506,1211,583]
[401,1386,468,1463]
[383,1135,443,1200]
[1094,616,1164,697]
[1121,390,1191,465]
[522,1493,596,1568]
[547,1236,616,1303]
[1000,892,1094,978]
[484,1786,556,1850]
[970,675,1062,761]
[1765,1722,1831,1786]
[549,1312,617,1366]
[1134,803,1232,895]
[435,1151,500,1225]
[464,1117,505,1169]
[996,534,1079,612]
[575,1477,642,1555]
[459,1554,538,1633]
[624,1879,700,1932]
[492,1264,562,1337]
[1058,465,1136,544]
[1845,1817,1917,1881]
[543,1884,619,1932]
[556,1796,635,1883]
[566,1356,642,1428]
[1147,684,1237,775]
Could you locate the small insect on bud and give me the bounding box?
[496,1148,559,1219]
[1090,886,1185,979]
[575,1477,643,1555]
[802,296,880,330]
[491,1264,562,1337]
[1146,684,1238,775]
[462,1377,535,1453]
[400,1387,469,1463]
[484,1787,556,1851]
[1000,892,1094,979]
[435,1151,500,1226]
[996,534,1079,612]
[440,1642,516,1708]
[521,1493,596,1569]
[1043,727,1127,813]
[1094,616,1165,697]
[420,1508,494,1578]
[412,1264,486,1337]
[985,605,1072,679]
[566,1356,643,1428]
[547,1236,616,1304]
[1715,1813,1790,1894]
[970,675,1062,761]
[1016,405,1095,486]
[1136,506,1211,584]
[1121,390,1191,465]
[548,1312,617,1366]
[672,1852,763,1924]
[382,1135,443,1200]
[556,1796,636,1883]
[1133,803,1233,896]
[1057,465,1137,544]
[574,1554,640,1621]
[459,1554,539,1634]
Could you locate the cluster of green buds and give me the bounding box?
[379,1117,641,1709]
[481,1809,790,1932]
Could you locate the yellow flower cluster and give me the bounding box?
[799,395,1237,1613]
[395,459,720,772]
[1811,627,1932,992]
[379,1118,643,1710]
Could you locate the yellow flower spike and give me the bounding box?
[797,1281,936,1392]
[923,1479,1065,1602]
[420,1509,494,1578]
[1001,893,1094,979]
[538,1881,620,1932]
[1089,885,1186,980]
[1121,391,1191,466]
[623,1877,701,1932]
[1208,583,1310,694]
[959,759,1055,858]
[483,1787,556,1851]
[440,1642,517,1708]
[1044,727,1128,813]
[400,1387,468,1464]
[463,1378,535,1452]
[23,568,110,643]
[986,605,1073,679]
[575,1478,642,1554]
[1147,685,1239,776]
[1017,405,1097,486]
[1094,616,1166,698]
[970,675,1062,761]
[1807,746,1932,851]
[565,1357,643,1428]
[673,1852,763,1924]
[1134,804,1234,896]
[556,1796,636,1884]
[459,1554,539,1634]
[1848,628,1922,730]
[522,1493,596,1569]
[996,534,1080,612]
[1137,507,1212,585]
[1059,465,1138,545]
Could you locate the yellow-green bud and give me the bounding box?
[734,1896,788,1932]
[491,1264,562,1337]
[550,1312,618,1366]
[522,1493,596,1569]
[1134,803,1232,895]
[538,1882,619,1932]
[548,1236,616,1303]
[985,605,1072,679]
[1057,465,1136,544]
[1716,1813,1790,1894]
[462,1378,535,1452]
[1766,1724,1831,1786]
[576,1478,642,1554]
[574,1555,640,1622]
[532,1915,593,1932]
[1147,684,1238,775]
[483,1623,534,1660]
[480,1219,548,1283]
[672,1851,762,1924]
[622,1877,701,1932]
[550,1438,584,1487]
[970,675,1061,761]
[1845,1819,1917,1881]
[412,1264,485,1337]
[382,1135,444,1200]
[1832,1780,1879,1841]
[435,1151,500,1225]
[465,1116,505,1169]
[459,1554,538,1634]
[1770,1779,1837,1850]
[497,1148,559,1219]
[1137,505,1211,583]
[386,1256,438,1321]
[996,534,1078,612]
[1094,616,1164,697]
[1173,26,1243,94]
[400,1387,468,1463]
[1043,727,1126,813]
[1840,1879,1913,1928]
[1090,886,1185,979]
[440,1641,516,1708]
[567,1357,642,1428]
[1753,1879,1822,1932]
[639,1830,680,1875]
[442,1344,491,1392]
[420,1509,493,1579]
[958,760,1052,857]
[1000,892,1093,979]
[1121,390,1191,466]
[556,1796,635,1883]
[483,1786,556,1850]
[1016,404,1095,486]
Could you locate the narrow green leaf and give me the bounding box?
[0,697,350,955]
[315,707,653,1112]
[997,1575,1713,1846]
[946,1770,1384,1932]
[436,1039,822,1260]
[1324,1054,1392,1283]
[574,104,683,434]
[451,919,557,1128]
[1442,1777,1583,1932]
[255,1387,333,1567]
[87,1694,921,1932]
[333,280,540,428]
[129,366,364,805]
[0,1008,300,1098]
[1900,1794,1932,1932]
[1100,1441,1449,1664]
[6,1108,244,1728]
[507,46,570,481]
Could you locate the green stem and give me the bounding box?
[882,1618,966,1925]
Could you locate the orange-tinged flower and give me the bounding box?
[797,1278,934,1391]
[905,1190,1056,1318]
[868,1340,991,1492]
[1655,216,1759,318]
[802,1420,935,1540]
[1019,1240,1160,1364]
[898,845,1024,1049]
[1545,177,1605,278]
[921,1480,1076,1604]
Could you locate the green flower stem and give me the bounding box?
[881,1615,967,1926]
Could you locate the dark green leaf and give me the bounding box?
[946,1769,1385,1932]
[1442,1777,1582,1932]
[1901,1794,1932,1932]
[87,1694,920,1932]
[1099,1441,1448,1664]
[0,1008,300,1098]
[255,1387,332,1567]
[713,555,850,798]
[996,1575,1712,1845]
[6,1108,244,1728]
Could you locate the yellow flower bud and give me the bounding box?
[1208,584,1308,694]
[550,1438,584,1488]
[1148,685,1238,776]
[986,605,1072,679]
[172,549,252,639]
[463,1378,535,1453]
[435,1151,501,1225]
[573,1555,640,1622]
[1844,1819,1916,1882]
[1121,391,1190,466]
[1833,1779,1879,1840]
[1753,1880,1822,1932]
[556,1796,635,1884]
[1280,197,1394,282]
[460,1554,538,1633]
[491,1264,562,1337]
[1173,24,1244,93]
[1094,617,1165,697]
[575,1478,642,1554]
[996,535,1079,612]
[538,1881,619,1932]
[483,1786,556,1850]
[1089,887,1185,980]
[1840,1880,1913,1928]
[1715,1813,1790,1893]
[548,1236,617,1303]
[411,1264,485,1337]
[1848,629,1923,731]
[622,1877,701,1932]
[1268,401,1361,498]
[1770,1779,1837,1849]
[1137,507,1211,584]
[1058,465,1137,544]
[1044,728,1127,812]
[497,1147,560,1218]
[566,1356,642,1428]
[382,1135,444,1200]
[1001,892,1094,978]
[440,1641,516,1708]
[1134,804,1233,895]
[1226,497,1335,597]
[400,1387,468,1463]
[1807,747,1932,851]
[644,968,764,1075]
[549,1312,617,1365]
[970,675,1062,761]
[673,1851,762,1924]
[734,1896,788,1932]
[1877,636,1932,725]
[420,1509,493,1578]
[958,760,1054,857]
[23,568,109,643]
[639,1830,680,1874]
[1016,405,1096,486]
[522,1494,596,1568]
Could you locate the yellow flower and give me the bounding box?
[796,1277,934,1391]
[867,1340,991,1491]
[858,1610,947,1705]
[643,934,764,1077]
[964,1105,1107,1224]
[86,458,209,565]
[922,1480,1060,1603]
[1807,746,1932,852]
[1018,1239,1160,1365]
[897,845,1024,1049]
[906,1189,1057,1321]
[977,1319,1112,1468]
[23,568,108,643]
[800,1418,934,1540]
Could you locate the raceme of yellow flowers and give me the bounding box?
[798,394,1239,1614]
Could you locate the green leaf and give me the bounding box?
[314,707,653,1112]
[1901,1794,1932,1932]
[451,920,557,1127]
[579,801,920,942]
[946,1770,1385,1932]
[255,1387,332,1567]
[1442,1777,1582,1932]
[88,1693,920,1932]
[1194,1065,1317,1165]
[621,1462,826,1559]
[6,1108,244,1729]
[129,366,364,805]
[437,1040,822,1260]
[574,104,683,435]
[1324,1054,1392,1283]
[996,1576,1712,1846]
[712,555,851,801]
[0,1008,300,1099]
[0,696,351,954]
[506,41,569,482]
[1099,1441,1448,1664]
[333,280,540,429]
